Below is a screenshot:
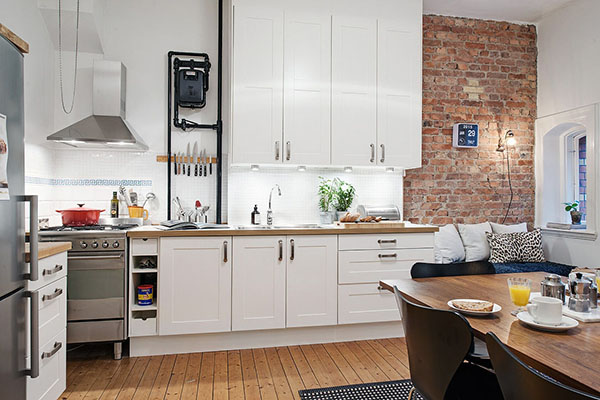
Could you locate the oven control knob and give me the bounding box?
[91,241,99,249]
[102,241,109,248]
[79,241,88,249]
[112,241,120,248]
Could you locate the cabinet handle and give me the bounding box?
[377,239,397,244]
[290,239,295,261]
[25,290,39,378]
[378,253,397,259]
[42,288,63,302]
[278,240,283,261]
[370,144,375,163]
[42,264,63,276]
[223,241,228,263]
[18,195,38,281]
[41,342,62,359]
[286,141,291,161]
[380,144,385,163]
[275,141,280,161]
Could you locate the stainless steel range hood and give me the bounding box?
[47,60,148,150]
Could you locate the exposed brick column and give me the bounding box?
[404,15,537,226]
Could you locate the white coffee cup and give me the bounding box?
[527,296,563,325]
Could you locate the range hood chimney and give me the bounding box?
[47,60,148,150]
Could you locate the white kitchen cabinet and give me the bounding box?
[159,237,232,335]
[338,284,399,324]
[286,235,338,327]
[232,236,286,331]
[331,16,378,166]
[283,13,331,165]
[377,18,422,168]
[232,6,284,164]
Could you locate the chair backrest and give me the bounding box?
[485,332,600,400]
[411,261,496,279]
[394,286,473,400]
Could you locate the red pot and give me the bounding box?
[56,204,105,227]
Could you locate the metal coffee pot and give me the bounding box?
[583,275,598,309]
[569,273,591,313]
[541,274,566,304]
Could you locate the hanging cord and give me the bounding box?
[502,147,514,224]
[58,0,80,114]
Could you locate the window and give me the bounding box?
[578,135,587,222]
[566,132,587,224]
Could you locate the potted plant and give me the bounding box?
[317,177,335,224]
[563,201,582,224]
[333,178,356,220]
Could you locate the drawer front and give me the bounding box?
[130,316,157,337]
[338,284,399,324]
[38,277,67,348]
[27,329,66,400]
[339,248,433,284]
[338,233,434,251]
[131,238,158,255]
[67,320,125,343]
[28,252,67,291]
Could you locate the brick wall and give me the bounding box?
[404,15,537,226]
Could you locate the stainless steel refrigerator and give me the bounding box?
[0,33,38,399]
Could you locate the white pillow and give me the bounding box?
[434,224,466,264]
[490,222,527,234]
[457,222,492,262]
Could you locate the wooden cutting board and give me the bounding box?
[335,221,405,229]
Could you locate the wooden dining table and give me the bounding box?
[379,272,600,396]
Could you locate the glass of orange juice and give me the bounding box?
[508,277,532,316]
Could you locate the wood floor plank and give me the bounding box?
[115,357,151,400]
[265,347,294,400]
[288,346,320,390]
[82,359,125,400]
[197,352,215,400]
[355,341,403,381]
[378,339,410,370]
[366,340,410,379]
[276,347,305,400]
[227,351,244,400]
[213,351,229,400]
[240,349,261,400]
[98,357,138,400]
[62,358,103,400]
[180,353,202,400]
[131,356,164,400]
[147,354,176,400]
[299,344,343,388]
[339,342,389,383]
[165,354,190,400]
[386,337,410,360]
[64,360,99,398]
[311,344,349,387]
[321,343,362,385]
[253,348,278,400]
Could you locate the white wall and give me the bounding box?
[537,0,600,267]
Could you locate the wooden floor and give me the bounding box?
[60,338,410,400]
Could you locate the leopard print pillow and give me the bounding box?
[486,229,545,263]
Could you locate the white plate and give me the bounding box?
[517,312,579,332]
[448,299,502,316]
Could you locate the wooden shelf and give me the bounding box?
[156,155,217,164]
[131,301,157,311]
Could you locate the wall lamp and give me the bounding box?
[496,130,516,152]
[496,130,516,223]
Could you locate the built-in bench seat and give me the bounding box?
[493,261,575,277]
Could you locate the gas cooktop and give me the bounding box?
[41,224,138,232]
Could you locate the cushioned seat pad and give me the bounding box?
[493,262,575,277]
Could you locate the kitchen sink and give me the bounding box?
[235,225,273,230]
[235,224,327,230]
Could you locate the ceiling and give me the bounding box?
[423,0,577,23]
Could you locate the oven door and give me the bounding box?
[67,251,126,322]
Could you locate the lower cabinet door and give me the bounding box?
[27,329,66,400]
[232,236,286,331]
[159,237,232,335]
[338,284,399,324]
[287,235,338,327]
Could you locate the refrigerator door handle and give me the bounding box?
[18,195,39,281]
[25,290,40,378]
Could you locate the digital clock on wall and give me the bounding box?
[452,123,479,148]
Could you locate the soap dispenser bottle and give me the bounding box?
[251,205,261,225]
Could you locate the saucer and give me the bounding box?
[448,299,502,316]
[516,312,579,332]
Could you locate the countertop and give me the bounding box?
[25,242,72,262]
[127,223,439,238]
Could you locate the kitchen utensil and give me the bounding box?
[118,185,132,206]
[209,154,213,174]
[128,206,148,220]
[129,191,138,206]
[141,192,156,208]
[201,149,206,177]
[516,312,579,332]
[584,275,598,309]
[193,142,198,176]
[178,152,182,175]
[186,143,191,176]
[56,204,105,226]
[526,296,563,325]
[569,273,591,313]
[204,149,208,176]
[173,152,177,175]
[541,274,566,304]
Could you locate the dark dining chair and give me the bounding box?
[394,287,502,400]
[485,332,600,400]
[410,261,496,279]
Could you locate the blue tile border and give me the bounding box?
[25,176,153,187]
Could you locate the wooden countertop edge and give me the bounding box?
[0,24,29,54]
[25,242,72,262]
[127,226,439,238]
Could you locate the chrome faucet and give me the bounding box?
[267,184,282,226]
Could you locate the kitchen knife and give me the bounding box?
[193,142,198,176]
[201,149,205,178]
[173,152,177,175]
[209,154,213,175]
[203,149,208,176]
[177,152,181,175]
[186,143,191,176]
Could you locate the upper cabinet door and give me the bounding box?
[232,7,284,164]
[377,18,422,168]
[283,14,331,165]
[331,17,377,166]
